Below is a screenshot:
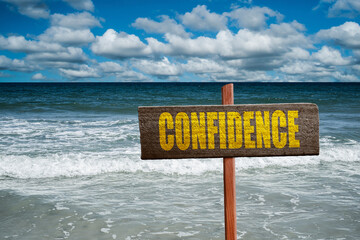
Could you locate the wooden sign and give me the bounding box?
[138,103,319,160]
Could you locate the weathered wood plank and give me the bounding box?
[138,103,319,159]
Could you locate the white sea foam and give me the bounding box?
[1,117,359,179]
[0,137,359,179]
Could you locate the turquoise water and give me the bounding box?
[0,83,359,239]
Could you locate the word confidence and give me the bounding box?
[159,110,299,151]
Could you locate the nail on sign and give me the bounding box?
[138,103,319,160]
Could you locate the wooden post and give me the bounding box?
[139,84,319,239]
[222,83,237,240]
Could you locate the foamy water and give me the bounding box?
[1,116,359,179]
[0,83,359,239]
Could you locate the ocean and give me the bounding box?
[0,82,359,239]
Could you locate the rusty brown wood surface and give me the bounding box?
[222,84,237,240]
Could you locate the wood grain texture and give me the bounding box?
[222,83,234,105]
[223,157,236,240]
[222,84,237,240]
[138,103,319,160]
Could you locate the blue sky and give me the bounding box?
[0,0,360,82]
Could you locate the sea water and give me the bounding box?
[0,83,359,239]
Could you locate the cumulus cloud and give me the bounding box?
[133,57,182,78]
[180,5,227,31]
[39,27,95,45]
[91,29,151,58]
[132,15,190,38]
[26,47,87,63]
[229,57,285,71]
[58,61,149,81]
[91,19,310,67]
[182,58,228,74]
[352,63,360,72]
[63,0,94,12]
[0,55,38,72]
[31,72,46,80]
[60,64,99,78]
[331,71,358,81]
[225,6,283,30]
[209,69,273,82]
[283,47,310,60]
[37,12,100,46]
[278,57,358,82]
[279,61,327,75]
[99,61,124,73]
[161,21,309,59]
[50,12,101,29]
[98,61,149,81]
[2,0,49,19]
[327,0,360,18]
[312,46,351,66]
[2,0,95,18]
[114,70,149,82]
[2,1,357,82]
[0,35,63,53]
[316,21,360,49]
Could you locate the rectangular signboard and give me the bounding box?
[138,103,319,159]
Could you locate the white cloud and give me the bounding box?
[2,2,352,82]
[278,59,359,82]
[133,57,182,78]
[312,46,351,66]
[26,47,87,63]
[99,61,124,73]
[97,61,149,81]
[267,21,306,37]
[144,37,172,55]
[31,72,46,80]
[91,29,151,58]
[279,61,326,75]
[0,33,89,71]
[0,35,63,53]
[39,27,95,45]
[180,5,227,31]
[228,57,284,71]
[161,33,218,57]
[50,12,101,29]
[352,64,360,72]
[331,71,359,81]
[182,58,227,74]
[161,21,309,59]
[58,61,149,81]
[283,47,310,60]
[209,69,272,82]
[316,21,360,49]
[327,0,360,18]
[2,0,49,19]
[37,12,100,46]
[63,0,94,12]
[225,6,283,30]
[0,55,38,72]
[92,19,310,65]
[60,64,99,78]
[114,70,149,82]
[132,15,190,38]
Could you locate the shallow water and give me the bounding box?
[0,83,359,239]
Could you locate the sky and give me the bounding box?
[0,0,360,82]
